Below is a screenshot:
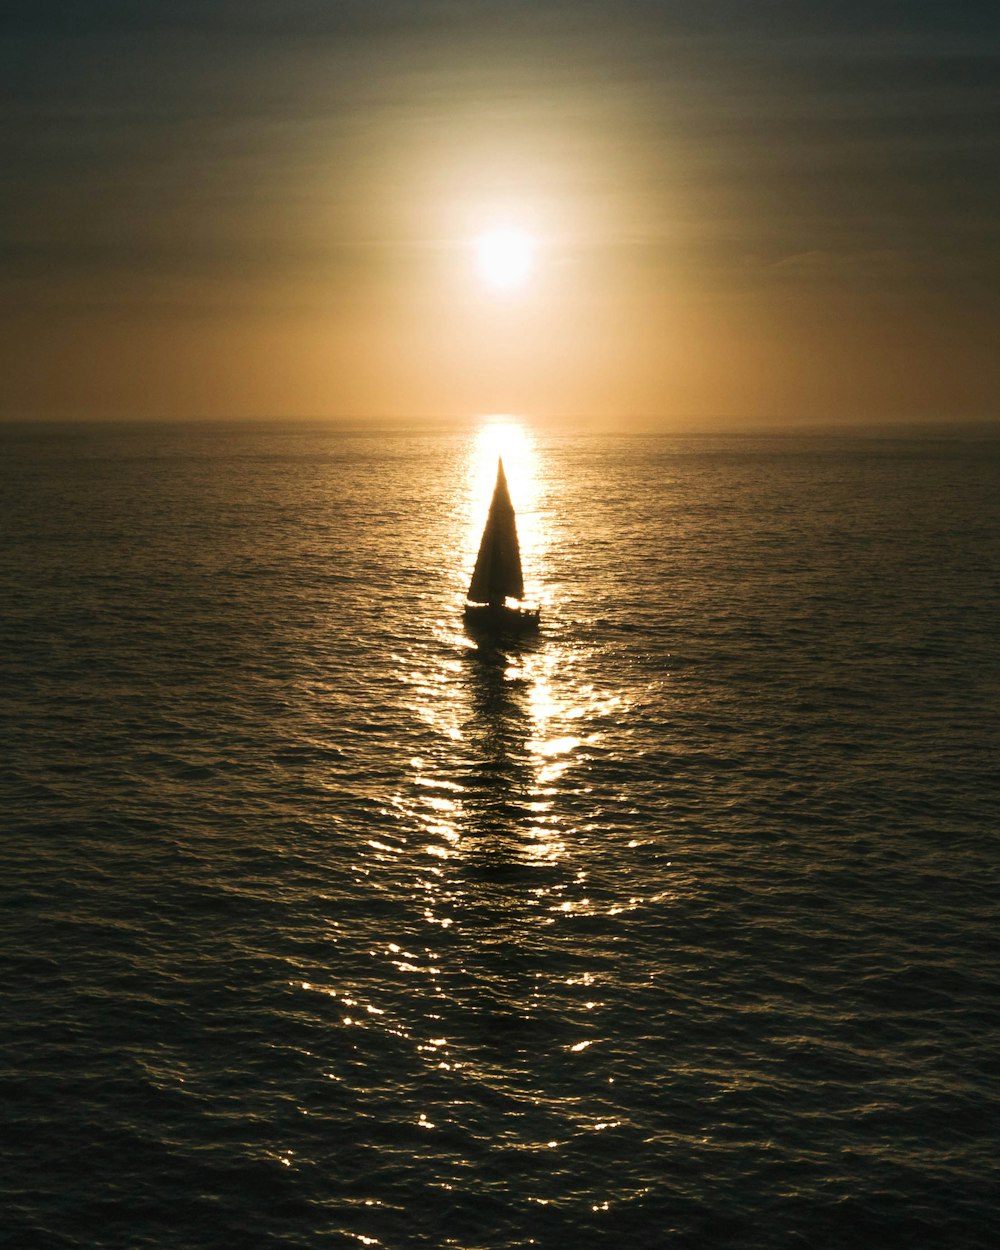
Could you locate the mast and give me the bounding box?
[467,458,525,606]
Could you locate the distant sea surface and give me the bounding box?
[2,422,998,1249]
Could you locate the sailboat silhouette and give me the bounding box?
[464,458,540,633]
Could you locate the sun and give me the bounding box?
[474,228,537,292]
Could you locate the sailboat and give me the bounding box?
[464,458,540,632]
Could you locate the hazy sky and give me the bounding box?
[2,1,997,425]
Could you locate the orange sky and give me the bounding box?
[2,2,997,427]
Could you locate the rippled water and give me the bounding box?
[2,422,998,1249]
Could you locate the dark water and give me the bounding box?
[2,422,998,1249]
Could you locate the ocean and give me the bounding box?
[2,421,998,1249]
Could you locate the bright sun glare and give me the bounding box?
[468,417,540,576]
[475,228,536,291]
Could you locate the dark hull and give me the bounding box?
[463,603,540,635]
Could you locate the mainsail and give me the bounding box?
[467,458,525,605]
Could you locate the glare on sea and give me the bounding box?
[466,416,541,584]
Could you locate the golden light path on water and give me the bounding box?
[390,415,625,885]
[301,415,652,1211]
[294,420,666,1212]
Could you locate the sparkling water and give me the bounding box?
[2,422,997,1248]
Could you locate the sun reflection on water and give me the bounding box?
[377,413,638,982]
[387,415,632,884]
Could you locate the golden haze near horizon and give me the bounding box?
[2,4,997,428]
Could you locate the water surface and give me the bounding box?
[2,422,998,1248]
